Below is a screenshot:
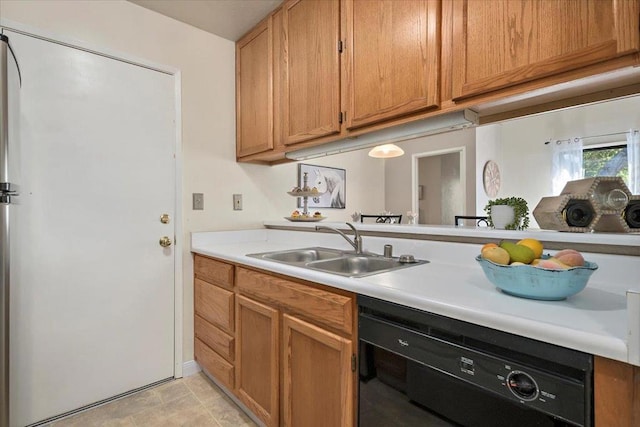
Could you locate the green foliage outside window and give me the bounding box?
[583,144,629,183]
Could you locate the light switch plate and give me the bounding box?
[193,193,204,210]
[233,194,243,210]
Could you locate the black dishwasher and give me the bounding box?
[358,295,593,427]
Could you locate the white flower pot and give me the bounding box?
[491,205,515,229]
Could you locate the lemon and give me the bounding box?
[517,238,544,259]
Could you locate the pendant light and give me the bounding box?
[368,143,405,158]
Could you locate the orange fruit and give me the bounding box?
[516,238,543,259]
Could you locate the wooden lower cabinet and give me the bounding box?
[594,356,640,426]
[283,313,353,427]
[194,255,640,426]
[194,278,234,333]
[195,337,234,390]
[193,255,237,391]
[236,295,280,426]
[235,266,356,427]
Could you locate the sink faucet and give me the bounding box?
[315,222,363,254]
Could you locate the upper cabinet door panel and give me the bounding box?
[236,19,273,157]
[284,0,341,145]
[451,0,640,101]
[345,0,440,129]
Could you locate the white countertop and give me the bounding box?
[191,228,640,366]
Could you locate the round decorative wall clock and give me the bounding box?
[483,160,501,197]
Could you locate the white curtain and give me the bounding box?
[552,137,583,194]
[627,130,640,194]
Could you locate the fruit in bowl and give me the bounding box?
[481,245,510,265]
[477,239,598,300]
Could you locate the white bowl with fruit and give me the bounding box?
[476,238,598,301]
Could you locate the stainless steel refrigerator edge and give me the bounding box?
[0,33,20,427]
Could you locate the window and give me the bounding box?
[583,143,628,182]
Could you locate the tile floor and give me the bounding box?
[43,373,258,427]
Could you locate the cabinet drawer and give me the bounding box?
[236,267,353,334]
[195,278,235,333]
[194,255,234,290]
[195,338,234,390]
[195,314,235,362]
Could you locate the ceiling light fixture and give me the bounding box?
[368,144,405,158]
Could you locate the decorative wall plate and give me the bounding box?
[483,160,501,197]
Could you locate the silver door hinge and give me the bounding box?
[338,40,344,53]
[351,354,356,372]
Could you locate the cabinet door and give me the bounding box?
[282,314,353,427]
[594,356,640,426]
[451,0,640,100]
[283,0,341,144]
[236,17,273,157]
[272,8,285,151]
[344,0,439,129]
[236,295,280,427]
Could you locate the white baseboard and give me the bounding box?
[182,360,201,377]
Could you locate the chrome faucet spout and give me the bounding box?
[315,222,363,254]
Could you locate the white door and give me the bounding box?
[7,30,176,426]
[415,149,465,225]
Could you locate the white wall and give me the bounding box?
[384,127,476,220]
[476,95,640,228]
[1,0,384,362]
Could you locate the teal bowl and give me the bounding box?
[475,255,598,301]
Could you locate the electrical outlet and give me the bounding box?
[192,193,204,210]
[233,194,243,211]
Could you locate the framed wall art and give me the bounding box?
[298,164,346,209]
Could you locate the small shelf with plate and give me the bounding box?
[284,215,326,222]
[287,172,326,221]
[287,191,322,198]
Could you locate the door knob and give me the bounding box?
[160,214,170,224]
[159,236,172,247]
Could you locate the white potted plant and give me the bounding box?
[484,197,530,230]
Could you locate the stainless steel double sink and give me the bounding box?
[247,247,428,278]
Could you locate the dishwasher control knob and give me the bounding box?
[507,371,539,401]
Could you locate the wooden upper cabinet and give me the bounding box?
[284,0,341,145]
[344,0,440,130]
[451,0,640,101]
[272,8,285,152]
[236,17,273,158]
